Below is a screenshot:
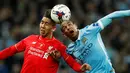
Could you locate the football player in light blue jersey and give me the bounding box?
[60,10,130,73]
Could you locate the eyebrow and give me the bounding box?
[41,20,50,23]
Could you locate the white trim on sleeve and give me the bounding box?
[97,20,104,30]
[15,44,19,51]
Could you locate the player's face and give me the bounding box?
[61,21,78,39]
[40,17,55,37]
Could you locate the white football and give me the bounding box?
[51,4,71,23]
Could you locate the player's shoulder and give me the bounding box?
[27,34,39,38]
[80,25,89,33]
[53,38,66,48]
[82,23,100,30]
[81,25,89,30]
[53,38,65,45]
[24,34,39,40]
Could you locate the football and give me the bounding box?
[51,4,71,23]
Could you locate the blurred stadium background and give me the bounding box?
[0,0,130,73]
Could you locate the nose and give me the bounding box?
[64,27,70,33]
[41,23,45,28]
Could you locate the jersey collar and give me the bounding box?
[39,35,55,41]
[77,30,81,41]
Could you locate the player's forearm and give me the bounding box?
[64,55,83,72]
[98,10,130,27]
[60,46,83,72]
[0,46,17,60]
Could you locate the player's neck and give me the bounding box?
[42,33,53,39]
[47,33,53,39]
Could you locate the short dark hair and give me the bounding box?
[44,9,55,24]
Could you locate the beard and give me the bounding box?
[40,30,52,38]
[40,30,47,37]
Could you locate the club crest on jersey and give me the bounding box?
[81,37,87,44]
[32,42,36,44]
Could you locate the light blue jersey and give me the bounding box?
[67,10,130,73]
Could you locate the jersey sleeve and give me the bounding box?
[14,39,26,52]
[0,36,28,60]
[98,10,130,29]
[84,10,130,35]
[59,44,83,72]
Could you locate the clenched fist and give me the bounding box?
[49,50,61,61]
[80,63,91,72]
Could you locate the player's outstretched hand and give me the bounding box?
[80,63,91,72]
[49,50,61,62]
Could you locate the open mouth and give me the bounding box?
[70,30,74,34]
[40,29,45,34]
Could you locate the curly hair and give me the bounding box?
[44,9,56,26]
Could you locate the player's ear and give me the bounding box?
[52,26,56,32]
[73,22,78,28]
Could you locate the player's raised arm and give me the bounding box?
[0,38,26,60]
[97,10,130,29]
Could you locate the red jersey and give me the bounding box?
[0,35,83,73]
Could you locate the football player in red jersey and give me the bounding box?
[0,9,91,73]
